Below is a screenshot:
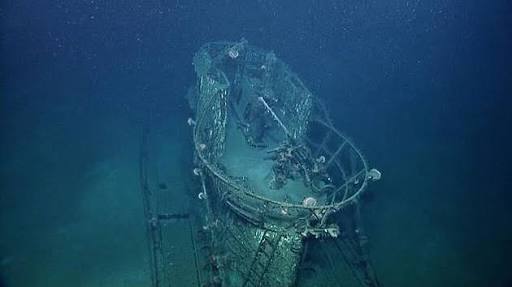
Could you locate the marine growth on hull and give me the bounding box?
[184,40,382,287]
[139,39,383,287]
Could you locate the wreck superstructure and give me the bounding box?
[185,40,382,287]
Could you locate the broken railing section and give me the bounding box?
[298,200,381,287]
[139,125,160,287]
[139,125,204,287]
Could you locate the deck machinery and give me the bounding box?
[185,40,382,287]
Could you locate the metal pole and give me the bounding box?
[258,97,292,138]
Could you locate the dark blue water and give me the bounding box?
[1,1,511,286]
